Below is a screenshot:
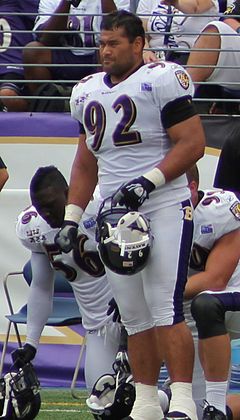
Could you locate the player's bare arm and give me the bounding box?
[158,114,205,182]
[185,228,240,299]
[101,0,117,13]
[0,167,9,191]
[67,133,98,211]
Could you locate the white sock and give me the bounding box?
[169,382,197,420]
[130,383,164,420]
[205,380,228,415]
[158,389,170,414]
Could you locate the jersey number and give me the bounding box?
[0,19,12,53]
[44,234,105,282]
[84,95,142,151]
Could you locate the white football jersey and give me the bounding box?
[70,62,193,213]
[16,197,113,331]
[137,0,219,50]
[190,189,240,291]
[34,0,130,56]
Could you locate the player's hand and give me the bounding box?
[107,298,121,323]
[54,221,78,253]
[11,344,36,369]
[112,176,155,211]
[66,0,82,7]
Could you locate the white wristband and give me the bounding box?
[143,168,166,188]
[65,204,84,225]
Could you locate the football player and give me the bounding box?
[0,0,40,111]
[56,9,206,420]
[12,165,121,391]
[184,164,240,420]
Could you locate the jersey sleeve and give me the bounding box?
[70,82,86,125]
[16,206,46,253]
[33,0,58,29]
[200,190,240,246]
[152,63,195,111]
[136,0,152,15]
[115,0,131,10]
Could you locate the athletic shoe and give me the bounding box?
[202,405,227,420]
[164,411,191,420]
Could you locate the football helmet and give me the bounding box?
[96,197,153,275]
[86,355,135,420]
[0,362,41,419]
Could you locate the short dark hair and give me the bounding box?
[30,166,68,196]
[186,164,200,185]
[100,10,145,44]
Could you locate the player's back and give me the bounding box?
[16,204,114,330]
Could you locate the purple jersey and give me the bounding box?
[0,0,39,76]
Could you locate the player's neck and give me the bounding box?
[110,60,144,84]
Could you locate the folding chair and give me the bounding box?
[0,260,86,394]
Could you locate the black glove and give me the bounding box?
[107,298,121,323]
[54,220,78,253]
[112,176,155,211]
[11,343,36,369]
[66,0,82,7]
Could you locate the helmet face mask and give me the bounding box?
[96,198,153,275]
[0,363,41,419]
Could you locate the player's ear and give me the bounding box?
[133,36,144,54]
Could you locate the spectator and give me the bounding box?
[186,0,240,113]
[137,0,219,65]
[184,164,240,420]
[23,0,130,98]
[214,132,240,192]
[12,166,121,392]
[0,0,40,111]
[55,10,205,420]
[0,157,9,191]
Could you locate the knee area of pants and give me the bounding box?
[191,293,226,338]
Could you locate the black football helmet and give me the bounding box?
[0,362,41,419]
[96,197,153,275]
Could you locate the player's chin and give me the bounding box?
[102,61,114,72]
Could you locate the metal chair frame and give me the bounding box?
[0,262,86,397]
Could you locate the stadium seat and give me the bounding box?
[0,260,86,395]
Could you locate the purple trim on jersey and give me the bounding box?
[79,122,85,134]
[173,199,194,324]
[0,157,7,169]
[0,112,79,137]
[211,292,240,312]
[103,61,145,88]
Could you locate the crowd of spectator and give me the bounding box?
[1,0,240,114]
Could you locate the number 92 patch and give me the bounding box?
[175,70,190,90]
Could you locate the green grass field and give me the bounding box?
[37,388,93,419]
